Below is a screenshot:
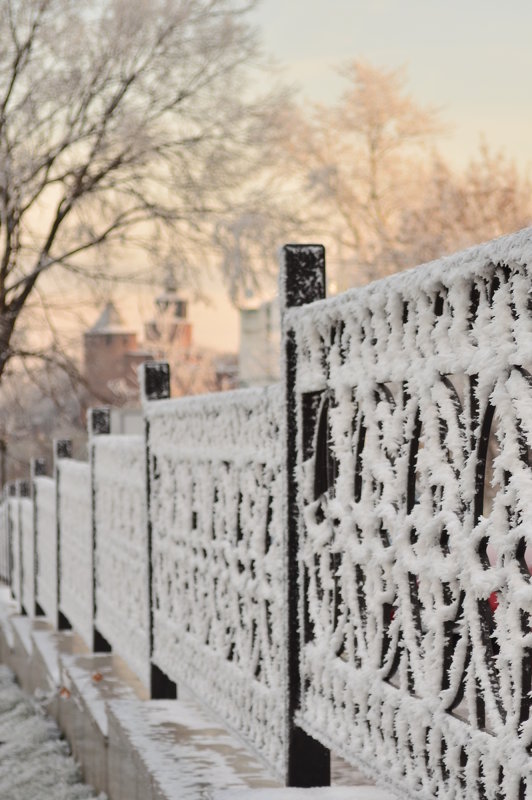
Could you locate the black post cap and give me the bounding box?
[31,458,47,478]
[54,439,73,460]
[18,480,30,497]
[89,407,111,436]
[140,362,170,402]
[280,245,326,309]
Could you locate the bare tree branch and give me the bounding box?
[0,0,292,381]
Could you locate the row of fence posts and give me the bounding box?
[1,244,333,788]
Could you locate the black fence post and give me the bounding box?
[139,361,177,699]
[31,458,47,617]
[280,244,331,787]
[88,408,112,652]
[54,439,73,630]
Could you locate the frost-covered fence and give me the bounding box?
[34,473,56,620]
[283,235,532,800]
[143,365,288,779]
[18,480,35,617]
[57,448,93,646]
[4,231,532,797]
[91,409,149,685]
[33,457,55,620]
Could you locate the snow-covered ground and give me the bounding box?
[0,665,104,800]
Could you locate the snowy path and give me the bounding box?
[0,665,104,800]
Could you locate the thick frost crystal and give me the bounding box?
[146,386,287,777]
[285,229,532,800]
[2,227,531,799]
[92,435,149,686]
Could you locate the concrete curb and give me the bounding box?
[0,590,394,800]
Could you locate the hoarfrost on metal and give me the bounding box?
[146,385,287,777]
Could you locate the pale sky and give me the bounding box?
[191,0,532,351]
[253,0,532,170]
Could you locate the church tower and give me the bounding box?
[84,302,151,404]
[144,266,193,357]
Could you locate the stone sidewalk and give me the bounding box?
[0,589,395,800]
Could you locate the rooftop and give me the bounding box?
[86,302,135,335]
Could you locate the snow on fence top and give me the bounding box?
[145,384,287,778]
[57,460,92,648]
[34,476,57,623]
[285,229,532,800]
[92,435,149,686]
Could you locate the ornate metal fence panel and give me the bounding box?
[146,385,287,778]
[34,476,57,622]
[20,496,34,617]
[285,231,532,800]
[58,460,92,647]
[93,435,149,685]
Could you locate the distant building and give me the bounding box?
[83,302,152,405]
[238,298,280,387]
[84,270,238,404]
[143,268,237,396]
[144,268,193,356]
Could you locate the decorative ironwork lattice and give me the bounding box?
[286,236,532,800]
[146,386,287,777]
[93,435,150,685]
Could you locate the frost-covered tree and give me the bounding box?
[0,358,87,481]
[0,0,289,381]
[397,143,532,266]
[281,60,532,289]
[280,61,443,286]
